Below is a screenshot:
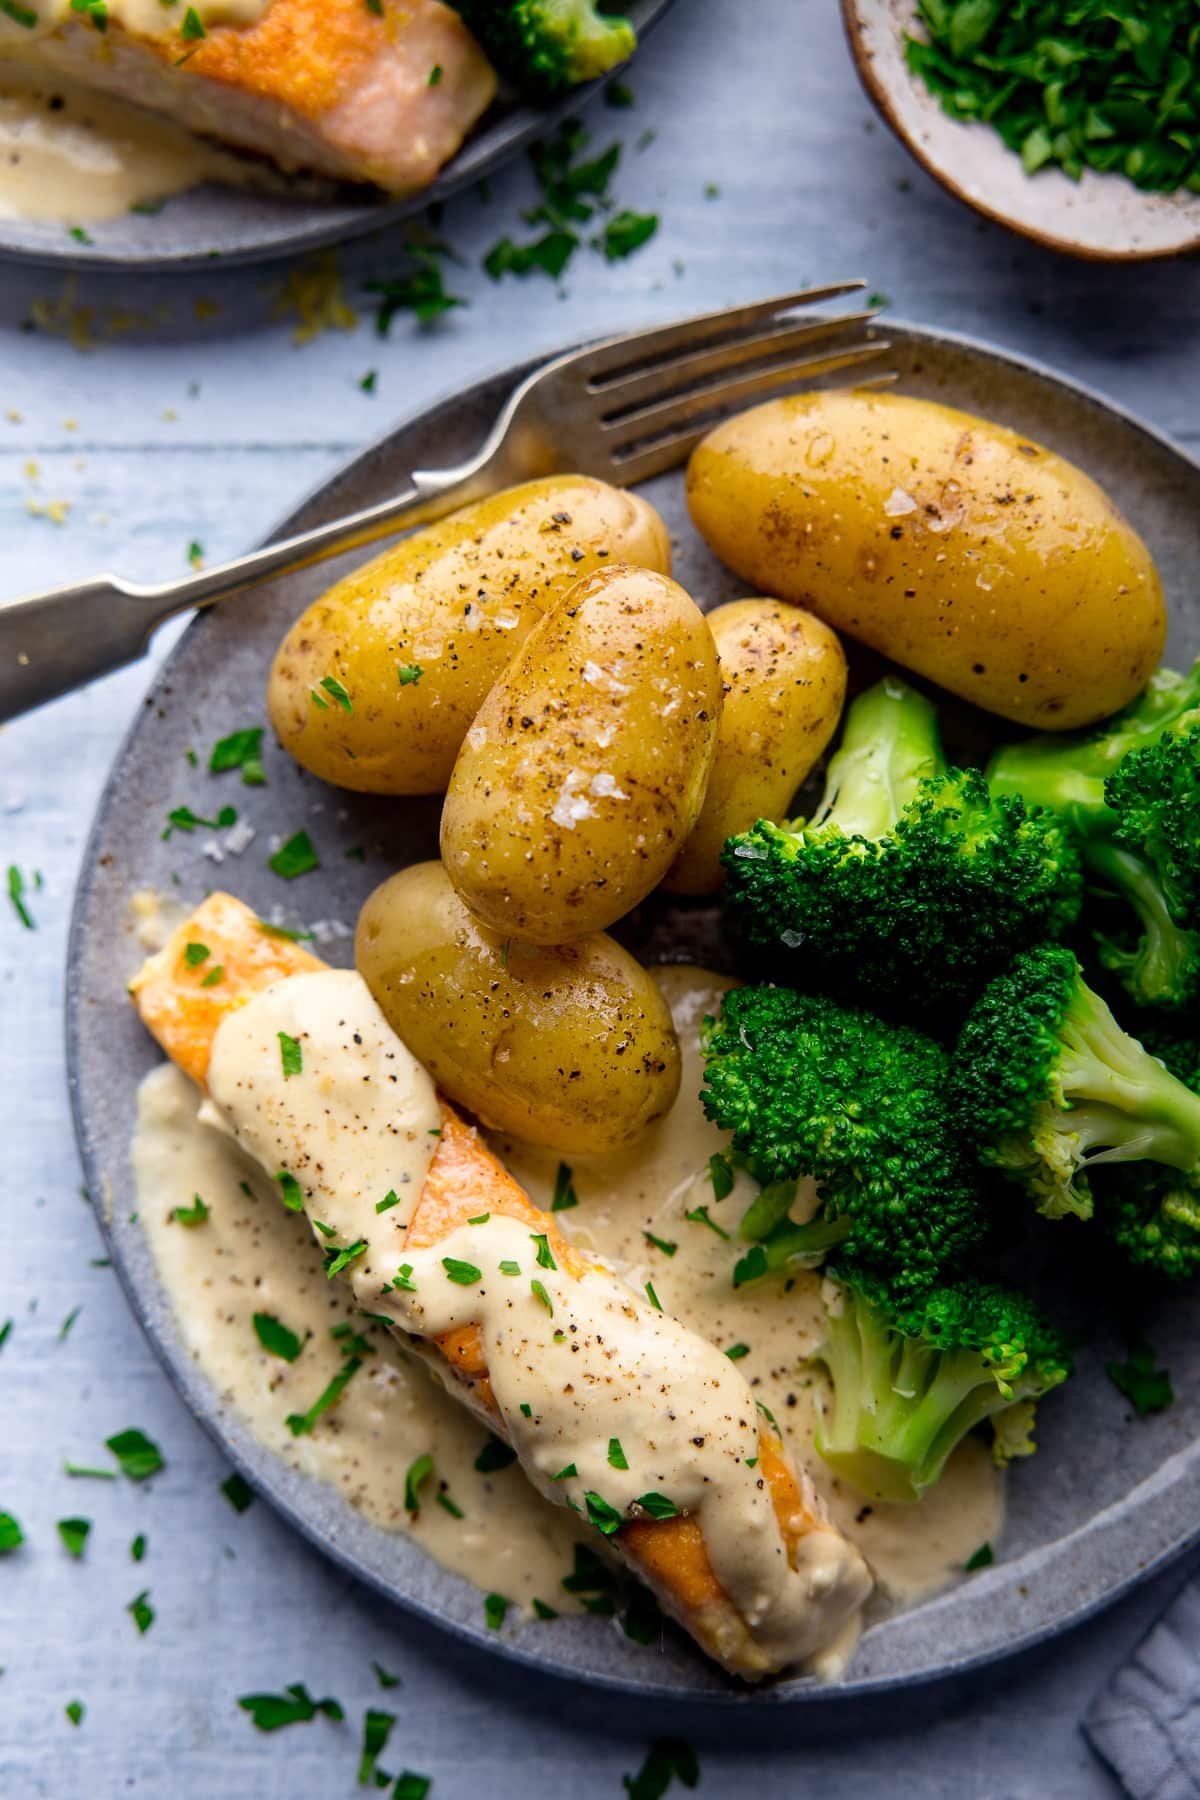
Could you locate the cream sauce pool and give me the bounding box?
[131,962,1002,1653]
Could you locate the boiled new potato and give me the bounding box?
[441,564,723,943]
[267,477,670,794]
[686,390,1165,731]
[356,861,681,1152]
[665,598,847,895]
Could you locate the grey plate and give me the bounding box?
[67,321,1200,1703]
[0,0,672,271]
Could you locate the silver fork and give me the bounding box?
[0,283,889,723]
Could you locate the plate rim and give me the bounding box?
[0,0,675,273]
[840,0,1200,264]
[65,316,1200,1704]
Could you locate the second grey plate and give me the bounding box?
[68,321,1200,1701]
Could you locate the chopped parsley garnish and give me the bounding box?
[643,1232,676,1257]
[393,1776,431,1800]
[286,1358,362,1436]
[519,1402,532,1418]
[276,1171,305,1212]
[621,1589,664,1647]
[685,1204,729,1240]
[645,1281,663,1313]
[732,1245,768,1288]
[180,3,204,34]
[724,1343,750,1361]
[499,1260,520,1277]
[222,1473,254,1514]
[172,1194,209,1227]
[313,1220,336,1238]
[162,804,236,839]
[551,1463,577,1482]
[1108,1337,1174,1416]
[708,1153,734,1202]
[584,1491,624,1536]
[404,1452,434,1515]
[127,1589,155,1635]
[64,1463,116,1480]
[258,919,312,943]
[607,1438,628,1471]
[69,0,107,30]
[599,209,658,261]
[561,1542,615,1596]
[376,1191,401,1214]
[635,1492,679,1521]
[467,1212,490,1226]
[441,1256,481,1286]
[200,965,224,987]
[364,251,464,334]
[238,1684,344,1732]
[183,941,210,967]
[324,1240,368,1280]
[532,1597,559,1620]
[965,1542,994,1571]
[6,865,35,929]
[372,1661,401,1689]
[531,1233,556,1270]
[318,675,353,713]
[269,830,320,880]
[0,1320,10,1352]
[530,1279,553,1316]
[389,1263,416,1293]
[58,1305,81,1341]
[65,1700,85,1727]
[551,1163,578,1211]
[0,1511,23,1552]
[278,1031,303,1078]
[359,370,378,393]
[0,0,37,27]
[756,1399,779,1431]
[253,1312,306,1362]
[106,1429,164,1481]
[436,1489,464,1519]
[396,663,423,686]
[57,1517,90,1558]
[484,1592,510,1630]
[131,1534,147,1562]
[364,0,382,12]
[474,1435,517,1474]
[622,1739,700,1800]
[358,1709,396,1786]
[428,62,442,85]
[209,726,265,785]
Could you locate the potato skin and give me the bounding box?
[440,564,723,943]
[355,861,681,1152]
[665,599,847,895]
[686,390,1166,731]
[267,477,671,794]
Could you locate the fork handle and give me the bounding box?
[0,454,500,724]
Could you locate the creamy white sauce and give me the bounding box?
[132,963,1002,1667]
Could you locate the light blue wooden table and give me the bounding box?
[4,0,1200,1792]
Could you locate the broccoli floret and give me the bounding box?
[953,944,1200,1222]
[701,984,985,1296]
[450,0,635,94]
[988,663,1200,1013]
[811,1266,1071,1502]
[722,677,1081,1012]
[1097,1163,1200,1282]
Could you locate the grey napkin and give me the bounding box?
[1085,1577,1200,1799]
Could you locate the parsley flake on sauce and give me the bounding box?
[172,1194,209,1227]
[551,1162,578,1211]
[644,1281,663,1313]
[253,1312,306,1362]
[441,1256,481,1286]
[532,1597,559,1620]
[57,1517,90,1558]
[435,1489,464,1519]
[467,1212,491,1226]
[635,1492,679,1521]
[238,1684,344,1732]
[180,4,205,34]
[731,1245,768,1289]
[551,1462,577,1482]
[106,1429,164,1481]
[531,1233,557,1271]
[404,1453,434,1515]
[276,1170,305,1211]
[724,1343,750,1361]
[965,1542,994,1571]
[685,1204,729,1240]
[708,1153,734,1202]
[278,1031,303,1078]
[584,1491,623,1536]
[127,1590,155,1635]
[483,1592,510,1630]
[530,1279,553,1316]
[607,1438,628,1471]
[499,1260,520,1277]
[324,1239,368,1280]
[643,1232,676,1257]
[376,1191,402,1214]
[474,1435,517,1474]
[396,664,423,686]
[269,830,320,880]
[286,1358,362,1436]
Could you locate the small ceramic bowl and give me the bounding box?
[842,0,1200,262]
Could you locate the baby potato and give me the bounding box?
[665,598,847,894]
[687,390,1165,731]
[356,861,681,1152]
[440,564,723,943]
[267,476,670,795]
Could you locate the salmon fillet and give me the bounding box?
[132,892,872,1677]
[4,0,496,192]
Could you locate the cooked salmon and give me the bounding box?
[5,0,496,192]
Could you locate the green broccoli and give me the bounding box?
[450,0,635,95]
[701,984,985,1296]
[811,1265,1071,1503]
[722,677,1081,1012]
[952,944,1200,1223]
[988,663,1200,1012]
[1097,1163,1200,1283]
